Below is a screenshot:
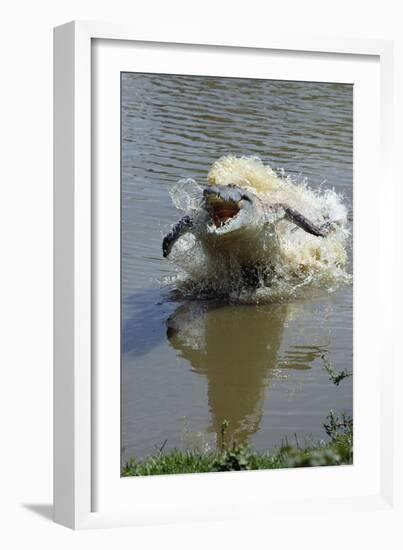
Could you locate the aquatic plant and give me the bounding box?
[322,410,353,464]
[212,443,255,472]
[220,419,229,452]
[321,353,352,386]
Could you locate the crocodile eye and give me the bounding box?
[241,194,252,202]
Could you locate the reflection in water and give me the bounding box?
[166,301,327,447]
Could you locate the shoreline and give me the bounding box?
[122,411,353,477]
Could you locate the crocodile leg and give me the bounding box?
[266,203,328,237]
[162,215,194,257]
[283,205,327,237]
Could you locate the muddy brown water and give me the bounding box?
[121,73,353,465]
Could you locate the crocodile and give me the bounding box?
[162,183,332,276]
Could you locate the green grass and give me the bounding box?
[122,411,353,477]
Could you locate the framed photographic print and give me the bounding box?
[54,21,396,529]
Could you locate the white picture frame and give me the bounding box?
[54,20,396,529]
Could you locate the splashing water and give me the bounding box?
[165,155,351,303]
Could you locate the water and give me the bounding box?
[121,73,353,465]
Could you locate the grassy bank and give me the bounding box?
[122,411,353,477]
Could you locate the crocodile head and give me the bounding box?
[162,183,271,260]
[203,184,263,236]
